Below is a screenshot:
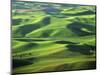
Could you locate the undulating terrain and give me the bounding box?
[12,1,96,74]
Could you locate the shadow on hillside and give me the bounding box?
[17,16,51,37]
[15,39,48,42]
[67,22,95,36]
[13,59,34,68]
[17,43,38,51]
[42,16,51,25]
[12,19,22,25]
[66,44,95,55]
[41,29,53,37]
[54,60,96,72]
[54,40,77,44]
[17,24,40,36]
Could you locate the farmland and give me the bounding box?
[12,1,96,74]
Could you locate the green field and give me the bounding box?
[12,1,96,74]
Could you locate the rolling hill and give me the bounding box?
[12,1,96,74]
